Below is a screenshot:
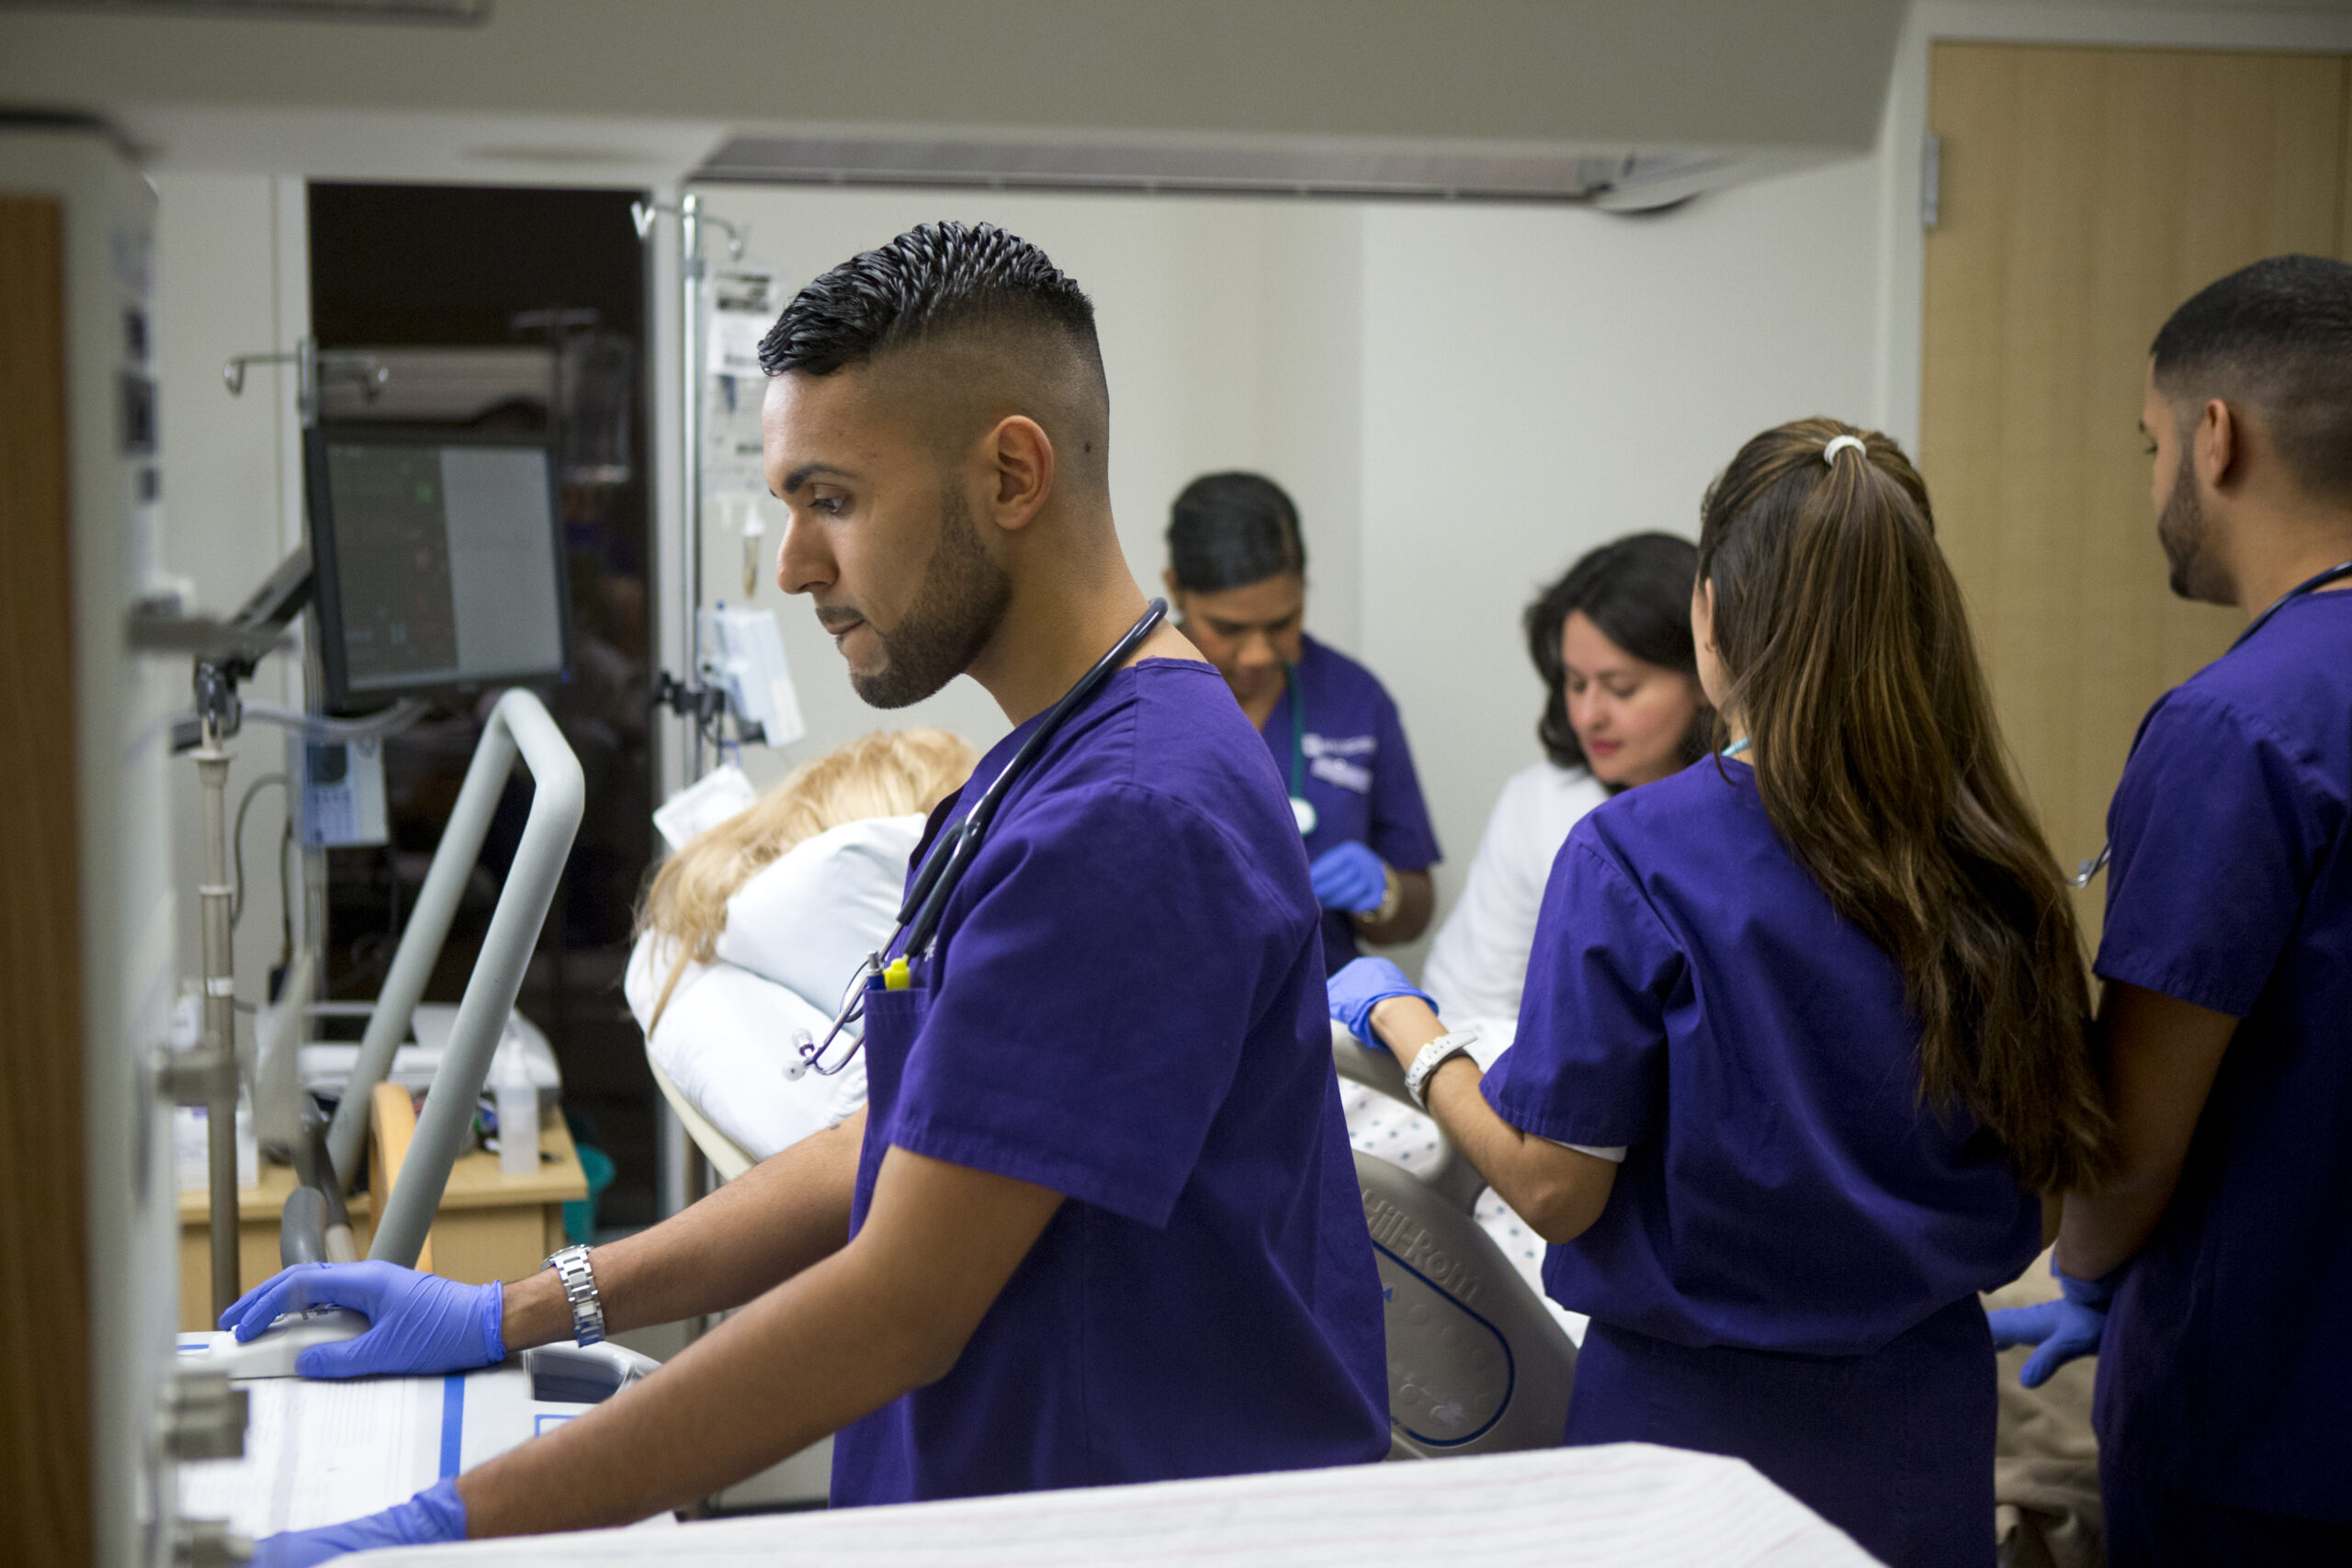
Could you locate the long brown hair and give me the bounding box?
[1697,418,2108,1192]
[636,728,977,1029]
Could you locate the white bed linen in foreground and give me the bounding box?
[343,1443,1876,1566]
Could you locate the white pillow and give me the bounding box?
[715,814,924,1010]
[625,934,865,1163]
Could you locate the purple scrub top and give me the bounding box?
[2090,588,2352,1527]
[830,658,1390,1506]
[1259,634,1442,966]
[1480,757,2042,1356]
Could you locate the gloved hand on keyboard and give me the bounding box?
[220,1260,504,1379]
[1327,956,1437,1047]
[1985,1258,2115,1388]
[251,1477,467,1567]
[1308,840,1389,914]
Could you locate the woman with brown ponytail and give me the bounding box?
[1328,418,2108,1568]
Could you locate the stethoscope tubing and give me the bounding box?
[793,598,1171,1076]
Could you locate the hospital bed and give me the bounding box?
[169,690,689,1547]
[635,858,1581,1467]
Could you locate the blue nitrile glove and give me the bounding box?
[1986,1260,2115,1389]
[251,1477,467,1567]
[1309,840,1389,913]
[220,1261,504,1379]
[1328,956,1437,1046]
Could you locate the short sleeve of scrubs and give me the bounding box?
[886,784,1289,1227]
[1365,692,1441,874]
[2098,693,2330,1018]
[1479,832,1684,1148]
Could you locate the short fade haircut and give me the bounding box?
[2152,254,2352,501]
[1166,471,1306,592]
[758,220,1101,382]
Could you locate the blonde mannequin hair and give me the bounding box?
[637,728,977,1028]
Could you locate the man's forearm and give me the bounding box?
[2054,983,2236,1282]
[465,1232,939,1534]
[462,1143,1062,1538]
[505,1111,864,1350]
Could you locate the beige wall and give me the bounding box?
[677,167,1883,981]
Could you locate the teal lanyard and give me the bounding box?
[1722,737,1751,759]
[1285,663,1306,797]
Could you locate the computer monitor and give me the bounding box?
[306,426,570,711]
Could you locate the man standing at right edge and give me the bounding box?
[1992,256,2352,1562]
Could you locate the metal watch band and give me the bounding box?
[543,1243,606,1347]
[1404,1027,1480,1111]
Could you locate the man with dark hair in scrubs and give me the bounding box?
[217,222,1388,1562]
[1992,255,2352,1564]
[1163,471,1441,965]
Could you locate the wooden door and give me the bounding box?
[0,193,91,1568]
[1919,42,2350,946]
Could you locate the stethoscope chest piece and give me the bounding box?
[1290,795,1318,837]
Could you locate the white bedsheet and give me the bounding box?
[345,1443,1876,1566]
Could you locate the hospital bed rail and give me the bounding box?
[1334,1022,1579,1459]
[311,687,583,1265]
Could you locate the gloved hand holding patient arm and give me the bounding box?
[1329,956,1618,1245]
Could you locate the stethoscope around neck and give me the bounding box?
[786,598,1170,1079]
[2071,557,2352,889]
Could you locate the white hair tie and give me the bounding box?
[1823,434,1867,466]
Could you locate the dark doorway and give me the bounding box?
[309,182,659,1233]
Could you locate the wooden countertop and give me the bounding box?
[178,1113,587,1224]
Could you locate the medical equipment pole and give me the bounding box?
[194,713,243,1317]
[363,691,583,1267]
[682,191,707,784]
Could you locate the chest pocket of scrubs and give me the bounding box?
[1305,733,1376,794]
[850,980,930,1227]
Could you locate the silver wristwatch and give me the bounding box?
[1403,1026,1480,1111]
[543,1243,606,1347]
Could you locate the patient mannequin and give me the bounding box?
[629,728,976,1159]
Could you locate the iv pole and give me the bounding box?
[633,193,744,787]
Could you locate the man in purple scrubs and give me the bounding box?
[1991,256,2352,1562]
[220,222,1387,1562]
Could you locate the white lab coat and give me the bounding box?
[1421,761,1611,1024]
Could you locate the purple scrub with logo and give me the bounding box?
[830,658,1390,1506]
[1480,757,2041,1568]
[1261,634,1442,966]
[2091,588,2352,1538]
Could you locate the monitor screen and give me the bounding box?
[307,428,569,708]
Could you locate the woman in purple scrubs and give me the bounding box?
[1162,472,1441,967]
[1330,419,2110,1568]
